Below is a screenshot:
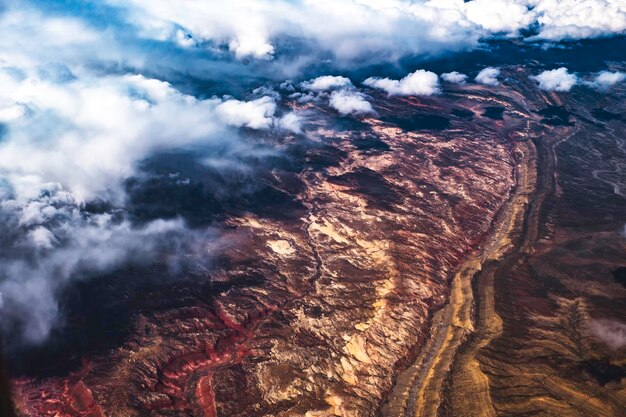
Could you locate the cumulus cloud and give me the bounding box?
[529,0,626,41]
[463,0,535,33]
[0,104,27,123]
[277,112,303,133]
[475,67,501,86]
[589,70,626,90]
[0,6,102,68]
[364,69,440,96]
[329,90,374,115]
[463,0,626,41]
[587,318,626,350]
[216,97,277,129]
[530,67,578,91]
[441,71,468,84]
[302,75,353,92]
[0,68,297,202]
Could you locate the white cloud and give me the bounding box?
[174,29,196,48]
[590,70,626,90]
[0,176,219,343]
[530,0,626,41]
[216,96,277,129]
[302,75,353,92]
[530,67,578,91]
[464,0,535,32]
[475,67,501,86]
[0,104,27,123]
[105,0,479,61]
[441,71,468,84]
[329,90,374,115]
[364,69,440,96]
[0,71,215,202]
[0,69,290,203]
[28,227,58,249]
[0,5,135,75]
[587,318,626,350]
[103,0,626,63]
[0,210,203,343]
[277,112,303,133]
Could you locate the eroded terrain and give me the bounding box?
[8,67,626,417]
[383,72,626,417]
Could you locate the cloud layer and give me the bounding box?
[529,0,626,41]
[0,201,201,343]
[100,0,626,63]
[0,70,293,202]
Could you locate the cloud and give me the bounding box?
[475,67,501,86]
[529,0,626,41]
[277,112,303,133]
[104,0,480,62]
[0,181,215,343]
[463,0,535,33]
[302,75,353,92]
[0,104,27,123]
[0,6,102,68]
[530,67,578,91]
[364,69,440,96]
[0,71,211,202]
[216,97,277,129]
[329,90,374,115]
[441,71,468,84]
[0,2,264,92]
[587,318,626,350]
[101,0,626,65]
[589,70,626,90]
[463,0,626,41]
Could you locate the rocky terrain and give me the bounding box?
[383,72,626,416]
[7,67,626,417]
[441,79,626,417]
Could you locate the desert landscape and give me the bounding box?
[5,67,624,416]
[0,2,625,416]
